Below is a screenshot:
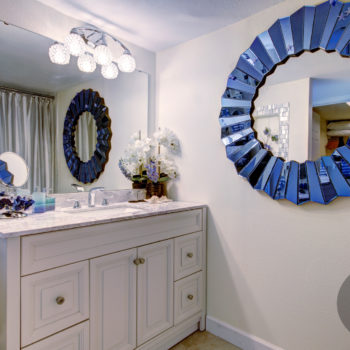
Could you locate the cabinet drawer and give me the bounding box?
[21,209,203,275]
[174,272,203,325]
[21,261,89,347]
[22,321,89,350]
[174,232,202,280]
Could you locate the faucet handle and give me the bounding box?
[71,184,85,192]
[102,198,108,206]
[66,198,81,209]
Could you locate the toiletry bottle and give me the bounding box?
[32,187,46,213]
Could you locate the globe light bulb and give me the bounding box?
[77,53,96,73]
[48,43,70,65]
[117,52,136,73]
[101,62,119,79]
[64,33,85,57]
[94,45,112,65]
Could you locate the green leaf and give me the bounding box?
[132,175,147,183]
[159,176,169,183]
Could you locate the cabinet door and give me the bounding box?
[137,240,174,345]
[90,249,137,350]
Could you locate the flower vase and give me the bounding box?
[146,182,166,198]
[132,182,146,190]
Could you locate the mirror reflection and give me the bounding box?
[0,152,29,187]
[253,50,350,163]
[75,112,98,163]
[0,22,148,193]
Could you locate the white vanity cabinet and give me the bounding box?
[0,205,206,350]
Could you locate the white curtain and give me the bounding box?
[0,90,55,192]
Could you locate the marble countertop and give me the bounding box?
[0,201,206,238]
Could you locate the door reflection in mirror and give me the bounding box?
[252,50,350,163]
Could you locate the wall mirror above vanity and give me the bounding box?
[0,21,149,193]
[220,0,350,205]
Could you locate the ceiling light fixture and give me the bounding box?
[94,44,112,66]
[48,43,70,65]
[101,62,119,79]
[77,53,96,73]
[64,33,86,57]
[117,51,136,73]
[48,26,136,79]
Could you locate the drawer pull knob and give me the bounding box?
[56,296,65,305]
[187,252,194,258]
[187,294,194,300]
[139,258,145,264]
[133,258,141,265]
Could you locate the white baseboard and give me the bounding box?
[206,316,284,350]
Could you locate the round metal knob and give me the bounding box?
[139,258,145,264]
[133,258,141,265]
[187,294,194,300]
[56,296,65,305]
[187,252,194,258]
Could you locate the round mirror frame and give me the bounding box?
[220,0,350,205]
[63,89,112,184]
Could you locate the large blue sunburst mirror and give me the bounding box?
[220,0,350,205]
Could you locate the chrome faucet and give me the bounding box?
[88,187,104,207]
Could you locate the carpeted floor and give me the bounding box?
[170,331,242,350]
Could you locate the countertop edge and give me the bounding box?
[0,202,207,239]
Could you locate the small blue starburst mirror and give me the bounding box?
[220,0,350,205]
[63,89,112,184]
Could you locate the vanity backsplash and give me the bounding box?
[52,189,146,210]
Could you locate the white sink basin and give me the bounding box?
[62,204,141,215]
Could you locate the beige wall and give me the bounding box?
[156,1,350,349]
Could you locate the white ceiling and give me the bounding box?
[314,104,350,121]
[36,0,284,52]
